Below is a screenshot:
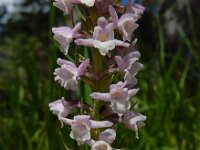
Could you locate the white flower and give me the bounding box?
[52,22,81,54]
[61,115,113,144]
[75,17,129,56]
[90,82,139,115]
[122,110,146,139]
[91,141,112,150]
[54,58,90,91]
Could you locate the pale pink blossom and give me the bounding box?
[91,141,112,150]
[75,17,129,56]
[90,82,139,115]
[52,22,81,54]
[60,115,113,144]
[54,58,90,91]
[86,129,116,150]
[115,51,143,86]
[99,129,116,144]
[109,5,139,41]
[53,0,96,15]
[122,110,146,139]
[115,51,141,71]
[49,97,76,127]
[49,97,72,119]
[124,62,143,87]
[126,0,145,19]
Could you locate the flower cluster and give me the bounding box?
[49,0,146,149]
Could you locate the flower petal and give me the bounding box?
[129,62,143,75]
[93,40,115,56]
[109,5,119,28]
[99,129,116,144]
[57,58,76,68]
[80,0,95,7]
[124,71,138,87]
[53,0,73,15]
[114,39,130,47]
[60,117,73,125]
[111,101,131,115]
[126,51,141,59]
[72,22,81,37]
[115,56,127,71]
[74,38,94,47]
[77,59,90,76]
[90,120,113,128]
[122,111,146,139]
[90,92,110,102]
[128,88,139,97]
[91,141,112,150]
[49,99,64,115]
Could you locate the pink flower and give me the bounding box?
[122,110,146,139]
[109,5,139,41]
[115,51,141,71]
[53,0,95,15]
[86,129,116,150]
[54,58,90,91]
[52,22,81,55]
[88,140,123,150]
[115,51,143,87]
[98,129,116,144]
[75,17,129,56]
[90,82,139,115]
[60,115,113,144]
[49,97,72,119]
[49,97,75,127]
[126,1,145,19]
[91,141,112,150]
[124,62,143,87]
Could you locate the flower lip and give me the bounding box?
[99,129,116,144]
[91,141,112,150]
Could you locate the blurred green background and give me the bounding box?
[0,0,200,149]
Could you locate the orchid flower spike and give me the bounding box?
[50,0,146,148]
[52,22,81,55]
[75,17,130,56]
[60,115,113,144]
[90,82,139,115]
[54,58,90,91]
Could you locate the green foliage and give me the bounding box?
[0,0,200,149]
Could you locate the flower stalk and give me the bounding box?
[49,0,147,149]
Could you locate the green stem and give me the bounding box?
[91,48,104,139]
[91,48,103,120]
[92,100,101,120]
